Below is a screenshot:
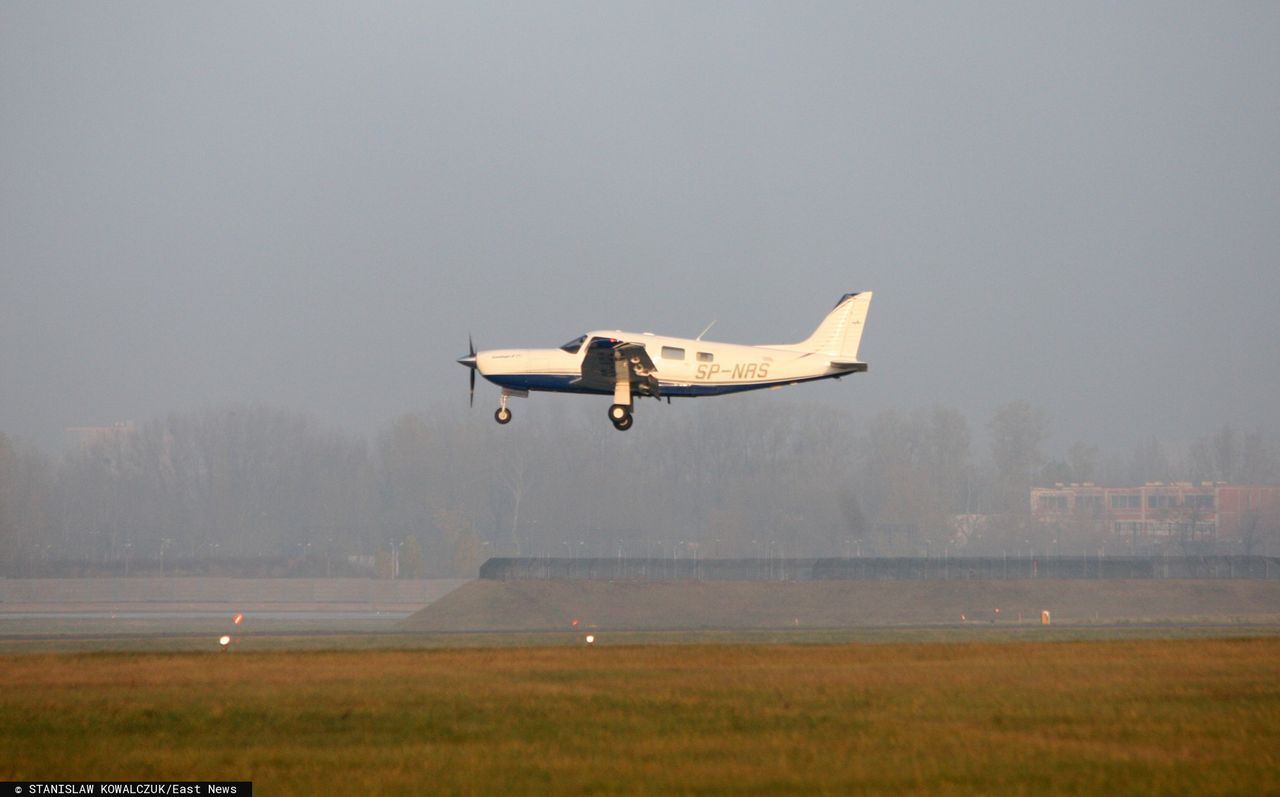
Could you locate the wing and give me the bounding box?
[577,337,662,397]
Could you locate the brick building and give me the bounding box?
[1030,482,1280,553]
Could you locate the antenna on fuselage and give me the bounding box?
[695,320,717,340]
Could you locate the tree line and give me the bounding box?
[1,400,1276,576]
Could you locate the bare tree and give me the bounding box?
[989,400,1048,512]
[0,433,53,570]
[1066,441,1099,484]
[498,450,536,556]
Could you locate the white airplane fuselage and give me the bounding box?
[477,332,854,398]
[459,292,872,429]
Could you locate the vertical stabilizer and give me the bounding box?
[790,291,873,360]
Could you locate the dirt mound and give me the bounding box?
[400,579,1280,631]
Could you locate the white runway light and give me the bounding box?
[219,635,231,649]
[585,635,595,645]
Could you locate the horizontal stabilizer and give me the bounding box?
[830,361,868,372]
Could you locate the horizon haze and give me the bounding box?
[3,3,1278,455]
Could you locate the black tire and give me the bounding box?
[608,403,630,422]
[612,415,633,431]
[495,407,512,424]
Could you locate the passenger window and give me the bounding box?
[697,352,713,362]
[661,346,685,360]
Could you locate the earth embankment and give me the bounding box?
[401,578,1280,631]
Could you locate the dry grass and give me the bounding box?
[3,639,1278,795]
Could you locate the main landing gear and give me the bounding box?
[610,353,636,431]
[609,403,633,431]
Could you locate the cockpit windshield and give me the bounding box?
[559,335,587,354]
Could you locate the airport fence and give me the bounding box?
[478,555,1280,581]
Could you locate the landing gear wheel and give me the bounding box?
[608,403,633,431]
[495,407,512,424]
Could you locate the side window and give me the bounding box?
[661,346,685,360]
[697,352,714,362]
[559,335,587,354]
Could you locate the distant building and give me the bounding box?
[1031,482,1280,553]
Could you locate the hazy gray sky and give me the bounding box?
[3,2,1278,453]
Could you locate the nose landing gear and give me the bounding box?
[493,389,525,425]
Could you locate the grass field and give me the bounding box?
[3,637,1278,795]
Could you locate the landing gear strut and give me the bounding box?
[609,403,633,431]
[494,392,513,425]
[610,354,635,431]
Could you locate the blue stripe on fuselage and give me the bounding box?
[659,374,837,397]
[485,373,591,393]
[484,372,842,397]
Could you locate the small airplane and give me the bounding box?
[457,291,872,431]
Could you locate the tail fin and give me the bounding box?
[789,292,872,361]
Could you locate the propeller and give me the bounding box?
[456,336,477,407]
